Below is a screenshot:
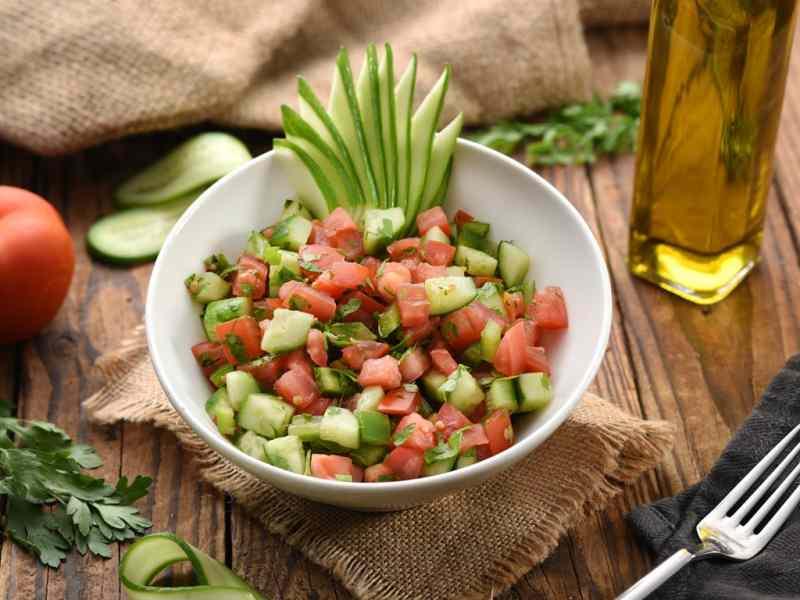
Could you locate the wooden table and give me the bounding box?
[2,27,800,599]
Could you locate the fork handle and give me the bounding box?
[616,549,695,600]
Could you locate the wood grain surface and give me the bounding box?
[1,25,799,599]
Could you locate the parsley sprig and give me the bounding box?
[469,81,641,166]
[0,402,152,568]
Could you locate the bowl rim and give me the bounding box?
[146,138,613,497]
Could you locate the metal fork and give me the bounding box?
[617,424,800,599]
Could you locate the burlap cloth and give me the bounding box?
[83,326,673,599]
[0,0,649,156]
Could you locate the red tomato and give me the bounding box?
[310,454,354,480]
[378,387,421,416]
[281,282,337,322]
[331,228,364,260]
[387,238,421,261]
[278,280,304,301]
[459,423,490,452]
[365,463,394,482]
[306,329,328,367]
[471,301,508,329]
[383,447,424,480]
[303,396,332,417]
[351,465,365,483]
[401,316,440,345]
[394,412,436,451]
[192,341,227,376]
[323,207,358,236]
[358,355,402,389]
[299,244,344,271]
[311,271,346,299]
[237,355,286,387]
[525,346,551,375]
[492,320,528,376]
[253,298,282,320]
[429,348,458,375]
[429,331,448,351]
[454,209,474,227]
[503,291,525,320]
[233,255,268,299]
[528,286,568,330]
[329,261,370,289]
[340,291,385,315]
[422,241,456,266]
[517,318,541,346]
[413,262,448,283]
[307,220,328,245]
[416,206,451,236]
[396,283,430,328]
[441,306,483,351]
[341,341,390,370]
[360,256,382,288]
[376,262,412,302]
[467,401,487,422]
[274,367,319,409]
[0,187,75,343]
[436,402,471,438]
[484,410,514,455]
[399,346,430,382]
[472,276,503,287]
[215,316,263,365]
[285,349,314,378]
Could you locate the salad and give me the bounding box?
[187,201,568,482]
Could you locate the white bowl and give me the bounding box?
[146,139,612,511]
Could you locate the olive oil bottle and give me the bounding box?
[629,0,798,304]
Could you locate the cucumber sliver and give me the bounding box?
[419,112,463,212]
[115,132,251,207]
[273,139,336,218]
[357,44,388,208]
[394,55,417,216]
[379,44,399,209]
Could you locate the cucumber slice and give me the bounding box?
[486,377,519,413]
[458,220,491,251]
[394,54,417,214]
[446,265,466,277]
[237,394,295,438]
[423,454,457,476]
[456,447,478,469]
[516,373,552,412]
[206,388,236,436]
[185,271,231,304]
[279,198,312,221]
[273,140,335,219]
[246,231,281,265]
[209,364,234,388]
[203,297,252,342]
[477,282,506,316]
[268,250,301,297]
[261,308,315,354]
[421,225,450,245]
[270,215,312,251]
[455,246,498,277]
[424,276,477,315]
[350,444,388,468]
[480,319,503,362]
[439,365,484,413]
[314,367,356,397]
[265,435,306,473]
[379,44,399,208]
[461,342,483,367]
[357,44,388,207]
[498,241,531,287]
[288,415,322,443]
[87,189,199,265]
[236,430,270,461]
[114,132,251,206]
[420,370,447,404]
[225,370,260,410]
[406,66,450,231]
[320,406,360,450]
[378,303,401,338]
[355,410,391,446]
[356,386,385,412]
[363,207,405,255]
[419,112,463,213]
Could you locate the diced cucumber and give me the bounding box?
[236,430,270,461]
[419,396,434,417]
[439,366,484,414]
[114,132,251,206]
[205,388,236,436]
[356,386,385,412]
[273,140,335,219]
[350,445,388,468]
[378,303,401,338]
[418,112,463,213]
[357,44,388,207]
[209,364,234,388]
[446,265,466,277]
[261,308,315,354]
[378,44,399,208]
[462,342,483,367]
[516,373,553,412]
[288,415,322,443]
[363,207,405,255]
[225,370,260,410]
[203,297,252,342]
[356,410,391,446]
[265,435,306,473]
[480,319,503,362]
[237,394,295,439]
[320,406,360,450]
[185,272,231,304]
[477,282,506,316]
[425,276,477,315]
[279,199,312,221]
[420,370,447,404]
[522,279,536,306]
[457,220,491,251]
[422,225,450,245]
[455,246,498,277]
[246,231,282,266]
[270,215,313,251]
[486,377,519,413]
[268,250,301,297]
[498,241,530,287]
[314,367,356,397]
[456,447,478,469]
[394,54,417,215]
[422,454,457,476]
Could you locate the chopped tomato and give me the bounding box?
[253,297,283,321]
[341,290,385,315]
[493,320,528,376]
[378,387,421,415]
[376,262,412,302]
[484,410,514,455]
[517,318,541,346]
[311,271,346,299]
[396,283,430,328]
[528,286,568,330]
[306,329,328,367]
[191,341,227,376]
[358,355,402,389]
[322,207,358,237]
[341,341,390,370]
[280,282,337,322]
[429,348,458,375]
[237,355,286,387]
[383,447,424,480]
[307,220,328,245]
[402,316,440,345]
[459,423,490,452]
[467,401,487,422]
[275,367,319,409]
[413,262,448,283]
[285,348,314,378]
[304,396,332,417]
[454,209,474,226]
[310,454,354,480]
[441,306,483,351]
[351,465,365,483]
[525,346,551,375]
[429,331,448,351]
[472,276,503,287]
[215,316,263,365]
[416,206,451,236]
[233,255,268,299]
[365,463,394,482]
[299,244,344,271]
[329,261,370,289]
[387,238,421,261]
[331,228,364,260]
[394,412,436,451]
[436,402,471,438]
[503,291,525,320]
[471,301,508,329]
[278,280,304,301]
[422,241,456,266]
[360,256,382,288]
[399,346,430,382]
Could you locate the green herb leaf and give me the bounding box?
[299,260,323,273]
[336,298,362,319]
[423,428,466,464]
[393,424,416,446]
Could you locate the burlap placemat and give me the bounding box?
[0,0,649,156]
[84,326,673,599]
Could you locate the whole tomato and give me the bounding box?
[0,187,74,343]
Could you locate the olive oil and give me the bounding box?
[629,0,798,304]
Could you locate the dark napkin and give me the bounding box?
[629,355,800,600]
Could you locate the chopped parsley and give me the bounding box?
[393,423,416,446]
